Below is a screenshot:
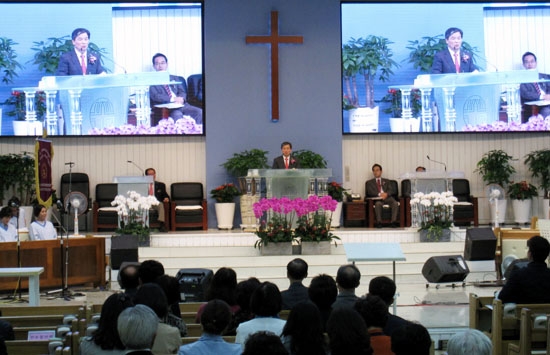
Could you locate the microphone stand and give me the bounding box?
[57,163,74,300]
[3,213,27,303]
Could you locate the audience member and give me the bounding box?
[368,276,413,336]
[326,307,372,355]
[29,204,57,240]
[0,206,17,242]
[145,168,169,232]
[235,281,286,347]
[228,277,262,335]
[415,166,426,172]
[242,331,288,355]
[281,258,309,310]
[117,304,158,354]
[281,301,328,355]
[56,28,105,76]
[134,283,182,354]
[498,235,550,303]
[332,264,361,310]
[355,294,392,355]
[365,164,399,228]
[118,262,140,297]
[195,267,240,323]
[80,292,134,354]
[155,274,188,337]
[431,27,476,74]
[520,51,550,122]
[178,299,241,355]
[308,274,338,331]
[391,322,431,355]
[0,319,14,355]
[446,329,492,355]
[138,259,165,284]
[6,197,23,230]
[272,141,301,169]
[149,53,203,124]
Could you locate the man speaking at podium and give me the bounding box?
[56,28,105,76]
[272,141,301,169]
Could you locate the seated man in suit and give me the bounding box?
[431,27,477,74]
[56,28,106,76]
[365,164,399,228]
[272,141,301,169]
[520,52,550,122]
[149,53,203,125]
[145,168,169,232]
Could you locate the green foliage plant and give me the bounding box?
[0,37,23,85]
[292,149,327,169]
[524,149,550,197]
[475,149,516,188]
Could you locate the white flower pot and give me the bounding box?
[349,106,379,133]
[13,120,43,136]
[215,202,235,230]
[489,199,507,224]
[389,117,420,133]
[330,202,343,228]
[512,199,532,224]
[541,198,550,219]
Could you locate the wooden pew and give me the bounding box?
[187,323,202,337]
[5,340,51,355]
[1,315,66,328]
[469,293,494,332]
[0,304,85,318]
[507,309,549,355]
[181,335,236,345]
[179,302,205,313]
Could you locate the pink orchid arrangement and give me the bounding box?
[462,115,550,132]
[88,117,203,135]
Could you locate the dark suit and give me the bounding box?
[149,74,203,124]
[272,155,301,169]
[431,49,476,74]
[498,261,550,304]
[281,281,309,310]
[365,178,398,224]
[56,50,104,76]
[152,181,169,224]
[520,73,550,121]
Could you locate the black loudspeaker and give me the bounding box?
[464,228,497,261]
[175,268,213,302]
[111,235,139,270]
[422,255,470,283]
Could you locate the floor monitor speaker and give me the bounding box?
[422,255,470,283]
[464,227,497,261]
[111,235,139,270]
[175,268,213,302]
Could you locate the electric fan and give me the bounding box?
[501,254,518,279]
[64,191,88,236]
[485,184,505,227]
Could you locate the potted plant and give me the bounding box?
[252,197,297,255]
[3,90,47,135]
[410,191,457,242]
[210,183,241,230]
[291,149,327,169]
[524,148,550,218]
[0,37,23,129]
[508,181,538,225]
[475,149,516,224]
[327,181,348,228]
[294,195,341,255]
[111,191,159,246]
[380,88,422,132]
[342,35,398,132]
[0,152,36,207]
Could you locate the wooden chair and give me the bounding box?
[508,308,550,355]
[367,179,405,228]
[170,183,208,231]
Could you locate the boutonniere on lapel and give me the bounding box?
[461,53,470,63]
[290,158,296,165]
[88,54,97,65]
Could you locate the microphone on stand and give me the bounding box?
[426,155,447,172]
[101,54,128,74]
[127,160,145,175]
[471,51,499,72]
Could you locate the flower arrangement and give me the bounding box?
[2,91,46,121]
[381,88,421,118]
[507,181,538,200]
[462,115,550,132]
[294,195,340,244]
[327,181,347,202]
[88,117,203,135]
[253,197,297,247]
[410,191,457,241]
[210,183,241,203]
[111,191,159,243]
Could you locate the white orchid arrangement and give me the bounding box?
[111,191,159,240]
[410,191,457,241]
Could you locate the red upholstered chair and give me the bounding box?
[170,183,208,231]
[367,179,405,228]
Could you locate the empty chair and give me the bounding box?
[93,183,119,232]
[170,182,208,231]
[452,179,479,227]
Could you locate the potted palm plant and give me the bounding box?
[475,150,516,224]
[524,148,550,218]
[342,36,398,132]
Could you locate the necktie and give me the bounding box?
[376,179,381,193]
[164,85,172,99]
[285,157,289,169]
[81,53,87,75]
[534,82,541,95]
[149,183,154,196]
[454,52,460,73]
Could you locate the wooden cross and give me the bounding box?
[245,11,303,122]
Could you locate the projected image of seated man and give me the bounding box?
[149,53,203,125]
[520,51,550,122]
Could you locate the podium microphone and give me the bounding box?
[427,155,447,172]
[127,160,144,175]
[472,51,499,72]
[101,54,128,74]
